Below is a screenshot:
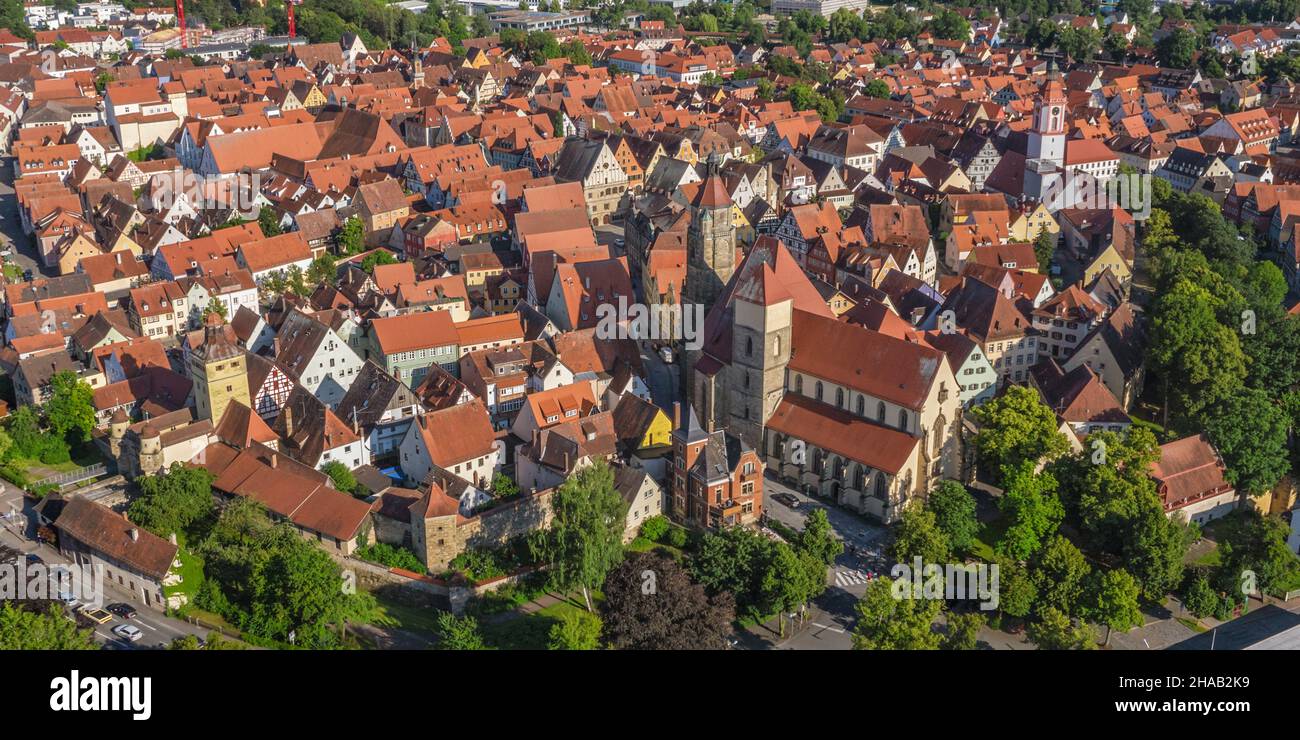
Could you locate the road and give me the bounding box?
[0,484,211,650]
[0,155,49,280]
[638,341,679,412]
[757,474,895,649]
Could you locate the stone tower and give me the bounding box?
[108,407,129,458]
[189,312,250,426]
[682,157,736,316]
[727,242,793,447]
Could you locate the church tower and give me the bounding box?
[1023,61,1068,210]
[412,54,425,88]
[682,158,736,316]
[727,244,793,448]
[189,312,250,426]
[1027,66,1067,165]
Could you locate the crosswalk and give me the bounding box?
[834,568,873,588]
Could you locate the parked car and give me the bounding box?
[658,346,674,364]
[78,606,114,625]
[772,492,799,509]
[112,624,143,642]
[57,591,81,610]
[107,603,137,619]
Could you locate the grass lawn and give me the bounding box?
[626,536,685,561]
[480,594,594,650]
[370,595,443,636]
[967,516,1010,562]
[164,534,204,602]
[1176,616,1208,633]
[1191,547,1221,567]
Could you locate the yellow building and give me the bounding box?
[189,312,250,426]
[612,394,673,451]
[1009,202,1059,241]
[1083,242,1133,286]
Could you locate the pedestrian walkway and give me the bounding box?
[833,568,873,588]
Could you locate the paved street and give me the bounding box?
[0,485,210,650]
[639,341,679,412]
[745,474,895,649]
[0,156,49,279]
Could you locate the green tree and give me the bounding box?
[997,462,1064,561]
[795,507,844,565]
[547,608,601,650]
[435,612,487,650]
[971,385,1069,482]
[1157,26,1199,69]
[129,463,216,538]
[927,480,979,553]
[996,558,1039,619]
[1086,569,1143,646]
[942,611,984,650]
[338,215,365,254]
[0,602,97,649]
[1033,227,1056,271]
[852,577,941,650]
[1181,571,1218,618]
[889,505,951,565]
[361,249,398,273]
[306,254,337,286]
[542,460,625,611]
[491,473,520,499]
[44,370,95,443]
[1204,387,1289,497]
[257,206,283,237]
[1033,535,1092,617]
[1027,606,1095,650]
[1148,279,1246,427]
[863,78,891,99]
[321,461,357,495]
[202,296,227,321]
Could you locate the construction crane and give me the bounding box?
[288,0,304,40]
[176,0,186,49]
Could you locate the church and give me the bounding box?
[680,162,964,525]
[1022,64,1121,212]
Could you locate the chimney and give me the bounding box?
[673,401,681,430]
[270,452,278,468]
[128,528,139,542]
[283,405,294,438]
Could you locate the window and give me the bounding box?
[856,396,864,416]
[898,410,908,430]
[877,402,886,422]
[836,388,844,408]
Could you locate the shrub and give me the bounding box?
[640,515,670,543]
[37,439,71,465]
[666,526,688,549]
[355,542,426,575]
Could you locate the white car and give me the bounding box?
[113,624,143,642]
[57,591,81,609]
[659,346,674,364]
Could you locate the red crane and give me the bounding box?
[175,0,186,49]
[288,0,303,39]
